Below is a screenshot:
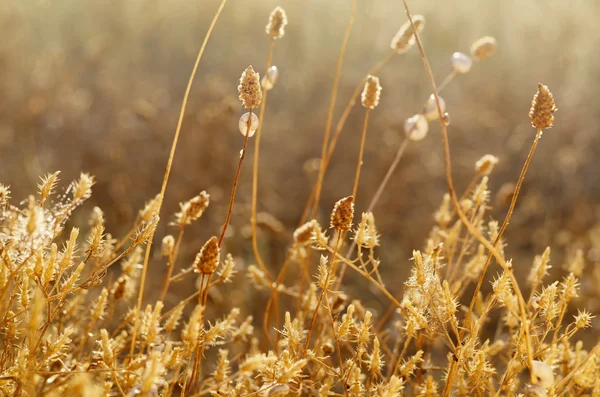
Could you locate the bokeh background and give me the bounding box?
[1,0,600,316]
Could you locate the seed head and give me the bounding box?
[194,236,220,274]
[361,75,382,109]
[475,154,499,176]
[238,66,262,109]
[294,221,316,244]
[330,196,354,231]
[266,6,288,39]
[529,83,557,130]
[470,36,497,60]
[390,15,425,54]
[175,191,210,225]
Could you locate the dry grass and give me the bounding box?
[0,1,599,396]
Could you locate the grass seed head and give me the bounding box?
[470,36,497,60]
[266,6,288,39]
[391,15,425,54]
[330,196,354,231]
[194,236,220,274]
[361,75,382,109]
[529,83,557,130]
[238,66,262,109]
[475,154,499,176]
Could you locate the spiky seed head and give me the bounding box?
[330,196,354,231]
[475,154,499,176]
[361,75,382,109]
[529,83,557,130]
[294,221,315,244]
[390,15,425,54]
[238,66,262,109]
[470,36,497,61]
[194,236,220,274]
[266,6,288,39]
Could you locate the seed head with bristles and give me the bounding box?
[238,66,262,109]
[266,6,287,39]
[529,83,557,130]
[361,75,382,109]
[330,196,354,231]
[390,15,425,54]
[475,154,499,176]
[194,236,220,274]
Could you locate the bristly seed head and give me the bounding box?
[475,154,499,176]
[194,236,220,274]
[529,83,557,131]
[330,196,354,231]
[266,6,288,39]
[390,15,425,54]
[238,66,262,109]
[361,75,382,110]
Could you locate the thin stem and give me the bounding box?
[250,39,279,345]
[335,137,410,289]
[351,109,370,200]
[159,222,186,301]
[128,0,228,361]
[312,0,358,218]
[305,234,342,351]
[219,110,252,247]
[397,0,536,392]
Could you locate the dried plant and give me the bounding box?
[0,2,597,397]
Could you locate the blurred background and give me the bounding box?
[1,0,600,316]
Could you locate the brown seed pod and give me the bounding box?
[194,236,220,274]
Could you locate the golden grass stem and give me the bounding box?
[128,0,228,361]
[249,39,279,346]
[218,110,252,247]
[305,234,342,351]
[159,222,186,301]
[335,138,410,289]
[351,109,370,201]
[311,0,358,219]
[397,0,537,391]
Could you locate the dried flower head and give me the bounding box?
[390,15,425,54]
[174,191,210,225]
[330,196,354,231]
[38,170,61,206]
[470,36,497,60]
[266,6,288,39]
[294,221,316,244]
[194,236,220,274]
[361,75,382,109]
[238,66,262,109]
[475,154,499,175]
[529,83,557,130]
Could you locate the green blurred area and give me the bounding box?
[1,0,600,311]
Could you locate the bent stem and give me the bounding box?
[312,0,358,219]
[304,234,343,352]
[336,137,410,290]
[219,110,253,247]
[128,0,228,361]
[250,39,280,345]
[398,0,535,392]
[159,221,186,302]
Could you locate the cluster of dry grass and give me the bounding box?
[0,1,599,396]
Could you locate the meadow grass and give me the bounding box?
[0,1,598,396]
